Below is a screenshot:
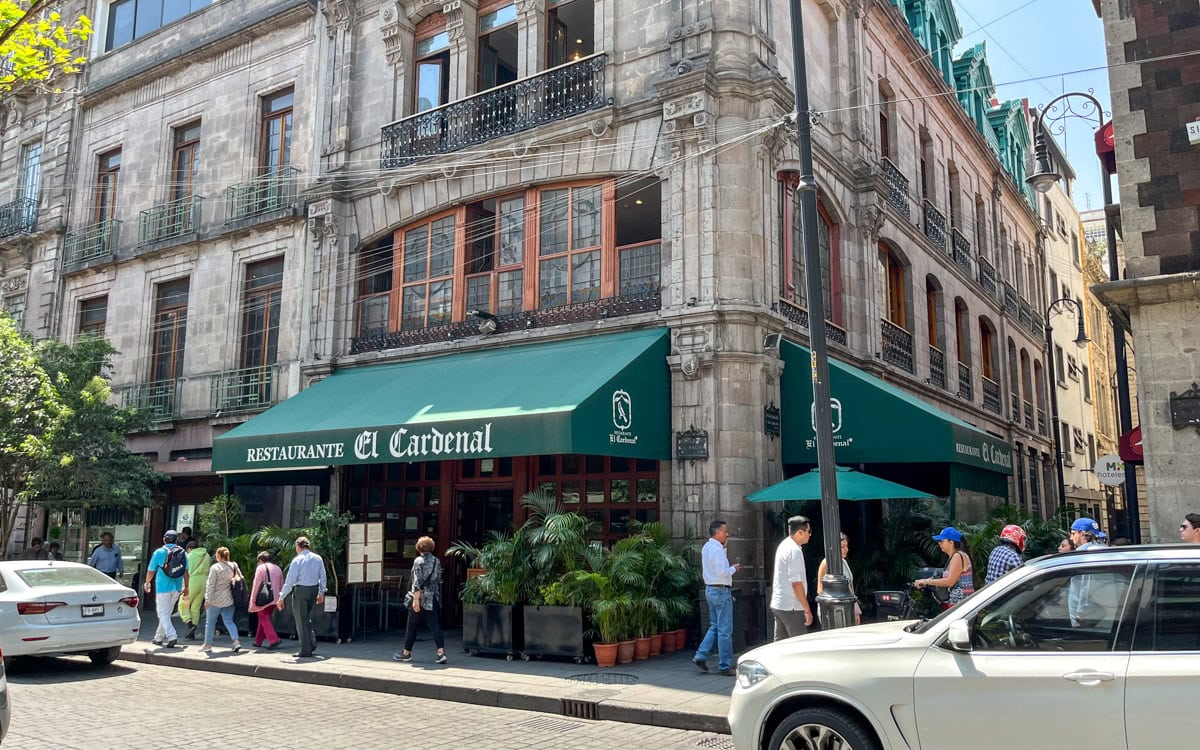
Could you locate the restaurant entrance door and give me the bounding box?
[445,489,514,625]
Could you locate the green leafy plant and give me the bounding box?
[256,503,353,594]
[198,494,250,552]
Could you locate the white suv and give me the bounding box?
[729,545,1200,750]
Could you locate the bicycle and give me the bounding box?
[873,567,947,621]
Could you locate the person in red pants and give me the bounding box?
[249,551,284,649]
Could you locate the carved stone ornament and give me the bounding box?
[380,3,412,69]
[322,0,356,35]
[515,0,541,14]
[663,93,707,122]
[308,214,339,247]
[856,199,885,241]
[1,276,27,293]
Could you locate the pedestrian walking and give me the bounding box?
[143,530,189,647]
[693,519,739,676]
[915,527,974,606]
[1070,517,1106,550]
[249,551,284,649]
[1068,518,1107,627]
[769,516,814,641]
[816,533,862,627]
[88,532,124,580]
[47,541,63,560]
[180,540,212,640]
[984,525,1026,586]
[1181,513,1200,543]
[393,536,447,664]
[277,536,326,658]
[201,546,244,653]
[21,537,50,560]
[177,527,193,548]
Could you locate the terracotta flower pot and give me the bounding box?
[617,640,635,664]
[634,636,652,660]
[674,627,689,651]
[593,642,619,668]
[660,630,677,652]
[649,633,663,657]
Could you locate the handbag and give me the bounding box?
[254,568,276,608]
[228,563,249,609]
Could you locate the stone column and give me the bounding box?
[381,3,416,121]
[445,0,479,100]
[515,0,545,78]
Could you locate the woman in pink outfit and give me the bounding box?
[249,551,284,649]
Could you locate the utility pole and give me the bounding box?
[788,0,855,628]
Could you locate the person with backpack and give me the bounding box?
[143,530,190,647]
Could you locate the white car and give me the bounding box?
[0,561,140,667]
[730,545,1200,750]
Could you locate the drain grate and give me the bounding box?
[565,672,639,685]
[695,736,736,750]
[562,698,600,720]
[516,716,584,733]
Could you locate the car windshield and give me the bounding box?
[16,566,115,588]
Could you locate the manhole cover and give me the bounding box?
[695,736,735,749]
[516,717,584,733]
[566,672,639,685]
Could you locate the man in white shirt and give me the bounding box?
[770,516,814,640]
[693,519,740,676]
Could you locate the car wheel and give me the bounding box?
[768,708,880,750]
[88,646,121,667]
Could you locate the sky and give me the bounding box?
[952,0,1114,213]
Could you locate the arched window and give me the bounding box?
[883,246,907,328]
[1020,348,1034,424]
[779,175,841,325]
[954,298,970,365]
[978,317,998,380]
[926,276,943,351]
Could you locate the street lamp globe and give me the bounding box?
[1027,170,1061,194]
[1073,312,1090,349]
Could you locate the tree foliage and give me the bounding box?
[0,0,92,99]
[28,335,166,511]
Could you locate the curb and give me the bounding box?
[118,649,731,735]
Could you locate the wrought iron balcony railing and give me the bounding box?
[881,157,911,220]
[957,361,973,401]
[1003,282,1019,314]
[1024,401,1035,431]
[381,54,608,169]
[977,257,997,298]
[120,379,179,422]
[351,287,660,354]
[1030,313,1045,339]
[951,228,972,274]
[777,299,849,346]
[0,197,38,239]
[1019,300,1034,330]
[139,196,201,246]
[929,346,946,389]
[1011,393,1021,423]
[982,376,1002,414]
[211,366,277,414]
[1038,408,1047,435]
[881,318,914,373]
[923,200,947,252]
[63,220,120,270]
[225,168,300,224]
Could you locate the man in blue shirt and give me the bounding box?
[693,519,740,676]
[88,533,124,580]
[143,530,190,647]
[277,536,327,658]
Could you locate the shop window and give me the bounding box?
[357,237,393,335]
[478,2,518,92]
[400,214,456,329]
[536,454,659,545]
[547,0,594,68]
[414,14,450,112]
[347,463,441,574]
[538,184,602,307]
[779,175,840,324]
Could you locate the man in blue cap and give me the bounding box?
[1070,517,1106,551]
[1068,517,1106,627]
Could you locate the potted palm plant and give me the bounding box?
[519,493,595,661]
[451,530,527,660]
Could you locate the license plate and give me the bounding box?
[82,604,104,618]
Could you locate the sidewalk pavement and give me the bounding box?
[120,611,733,734]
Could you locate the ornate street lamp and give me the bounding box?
[1026,92,1141,541]
[1044,297,1091,512]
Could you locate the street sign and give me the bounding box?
[1095,454,1126,487]
[1187,119,1200,147]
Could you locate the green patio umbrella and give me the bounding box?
[746,466,935,502]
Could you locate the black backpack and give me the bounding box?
[161,546,187,579]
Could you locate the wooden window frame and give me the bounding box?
[95,149,122,224]
[150,278,190,383]
[414,12,450,113]
[979,320,996,380]
[779,175,842,325]
[259,88,295,175]
[78,296,108,337]
[464,193,528,316]
[171,120,201,203]
[240,257,284,371]
[955,301,970,365]
[395,211,458,331]
[535,455,660,546]
[356,239,394,336]
[884,248,907,328]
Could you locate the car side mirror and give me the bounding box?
[946,620,973,652]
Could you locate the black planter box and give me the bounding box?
[271,599,344,642]
[521,605,588,662]
[462,603,522,659]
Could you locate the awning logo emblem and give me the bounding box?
[612,390,633,431]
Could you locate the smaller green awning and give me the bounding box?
[746,466,937,502]
[781,341,1013,475]
[214,328,670,472]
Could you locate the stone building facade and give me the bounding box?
[1093,0,1200,542]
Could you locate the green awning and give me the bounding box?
[213,328,671,472]
[780,341,1013,475]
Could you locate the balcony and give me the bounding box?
[1019,300,1034,330]
[957,361,973,401]
[951,228,972,275]
[139,196,201,247]
[1029,313,1045,339]
[978,257,997,298]
[881,158,911,220]
[880,318,914,373]
[1024,401,1035,431]
[351,287,660,354]
[120,379,179,422]
[777,299,849,346]
[929,346,946,389]
[0,198,38,239]
[225,168,299,224]
[210,366,277,414]
[63,220,120,271]
[922,200,947,252]
[381,54,608,169]
[1038,408,1047,435]
[1003,282,1018,314]
[982,376,1002,414]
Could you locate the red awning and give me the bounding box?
[1119,426,1143,463]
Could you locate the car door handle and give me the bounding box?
[1063,670,1115,685]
